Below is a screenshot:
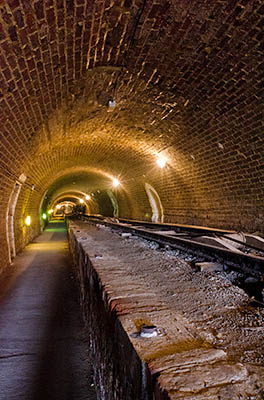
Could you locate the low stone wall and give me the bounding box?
[68,224,167,400]
[68,220,264,400]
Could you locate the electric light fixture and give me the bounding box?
[113,178,120,187]
[157,157,166,168]
[25,216,31,226]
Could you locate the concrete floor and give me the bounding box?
[0,221,96,400]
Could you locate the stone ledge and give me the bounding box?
[68,221,264,399]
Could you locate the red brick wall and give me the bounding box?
[13,185,41,254]
[0,172,13,273]
[0,0,263,271]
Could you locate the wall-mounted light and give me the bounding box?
[25,216,31,226]
[42,213,47,220]
[107,99,116,112]
[112,178,120,188]
[85,194,91,200]
[80,199,84,204]
[157,157,166,168]
[18,173,27,183]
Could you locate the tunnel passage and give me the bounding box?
[0,0,263,273]
[41,171,123,220]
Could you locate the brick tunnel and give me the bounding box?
[0,0,264,399]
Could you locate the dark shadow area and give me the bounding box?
[32,251,96,400]
[96,191,114,217]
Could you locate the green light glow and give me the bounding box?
[42,213,47,220]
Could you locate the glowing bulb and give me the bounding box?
[56,204,61,209]
[48,209,53,214]
[25,216,31,226]
[42,213,47,220]
[85,194,91,200]
[80,199,84,204]
[157,157,166,168]
[113,178,120,187]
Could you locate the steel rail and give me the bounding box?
[78,215,264,277]
[85,215,264,253]
[117,217,235,235]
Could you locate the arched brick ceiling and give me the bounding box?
[44,171,115,196]
[0,0,262,170]
[0,0,263,247]
[50,192,97,214]
[43,171,114,210]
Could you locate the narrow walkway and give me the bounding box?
[0,221,96,400]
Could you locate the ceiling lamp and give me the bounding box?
[113,178,120,187]
[80,199,84,204]
[85,194,91,200]
[157,157,166,168]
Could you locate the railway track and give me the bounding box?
[76,215,264,280]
